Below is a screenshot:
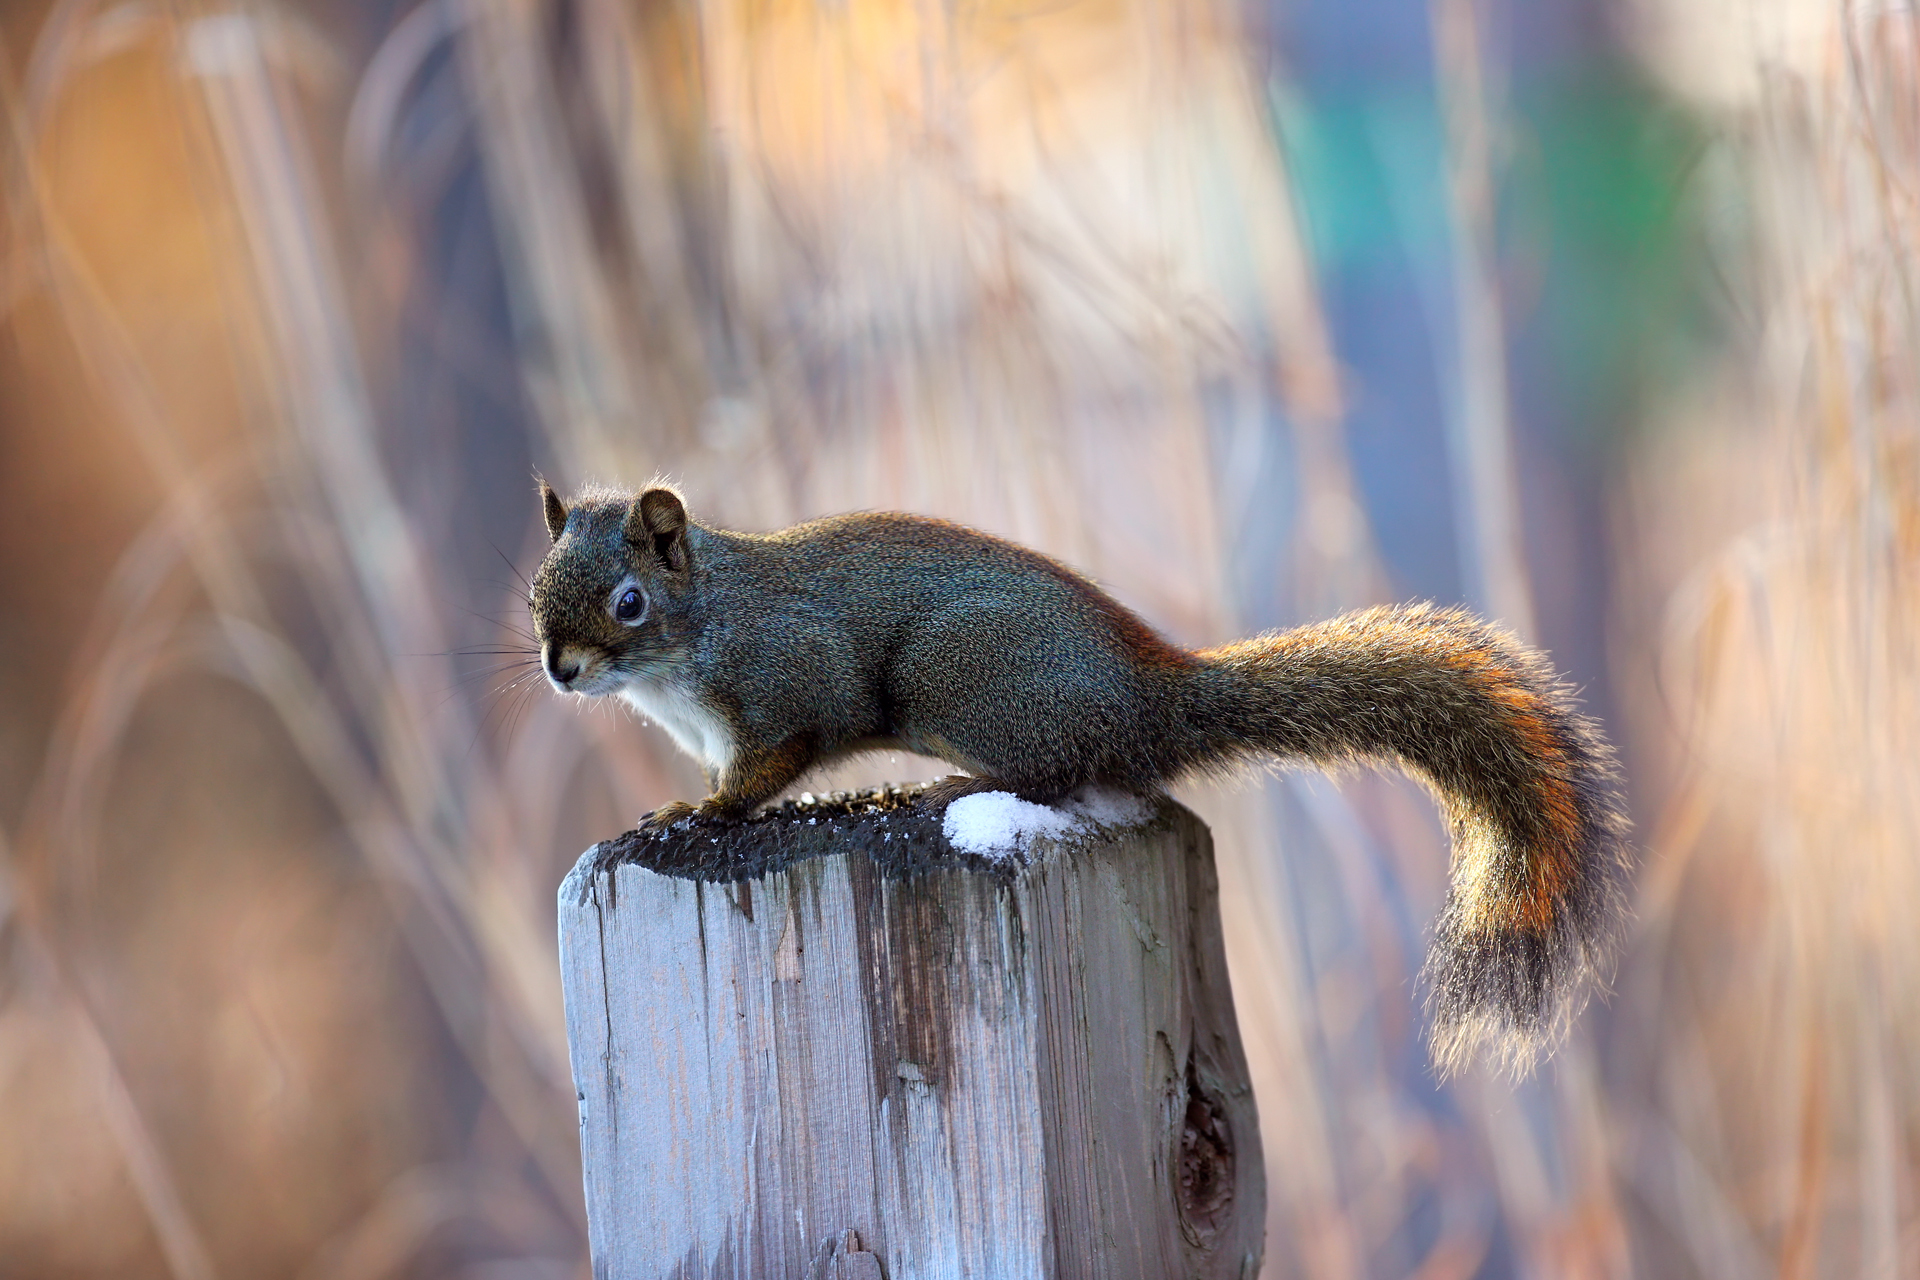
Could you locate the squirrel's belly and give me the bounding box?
[617,678,736,772]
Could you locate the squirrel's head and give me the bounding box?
[529,480,695,696]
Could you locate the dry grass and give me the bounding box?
[0,0,1913,1277]
[1606,7,1920,1273]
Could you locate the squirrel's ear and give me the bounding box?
[626,487,689,572]
[539,478,568,544]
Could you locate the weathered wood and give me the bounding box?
[557,789,1264,1279]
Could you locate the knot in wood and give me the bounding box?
[806,1229,882,1280]
[1177,1068,1235,1241]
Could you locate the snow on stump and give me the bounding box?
[557,784,1265,1280]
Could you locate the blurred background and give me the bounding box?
[0,0,1914,1275]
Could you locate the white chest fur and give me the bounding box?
[618,677,736,773]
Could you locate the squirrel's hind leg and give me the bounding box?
[917,774,1069,810]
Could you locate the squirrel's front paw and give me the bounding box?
[637,800,700,835]
[637,797,750,835]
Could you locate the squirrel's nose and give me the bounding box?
[542,645,580,686]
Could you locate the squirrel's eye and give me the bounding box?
[614,588,644,623]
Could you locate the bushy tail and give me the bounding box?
[1191,603,1631,1075]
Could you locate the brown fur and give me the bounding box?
[529,485,1631,1074]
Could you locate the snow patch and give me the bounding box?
[1064,788,1155,831]
[940,786,1156,861]
[941,793,1078,858]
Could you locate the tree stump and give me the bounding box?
[556,786,1264,1279]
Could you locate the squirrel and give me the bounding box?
[528,480,1630,1074]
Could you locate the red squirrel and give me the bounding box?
[529,481,1630,1073]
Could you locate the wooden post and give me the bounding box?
[557,788,1264,1280]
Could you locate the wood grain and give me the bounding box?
[557,793,1264,1279]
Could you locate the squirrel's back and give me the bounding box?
[692,512,1200,790]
